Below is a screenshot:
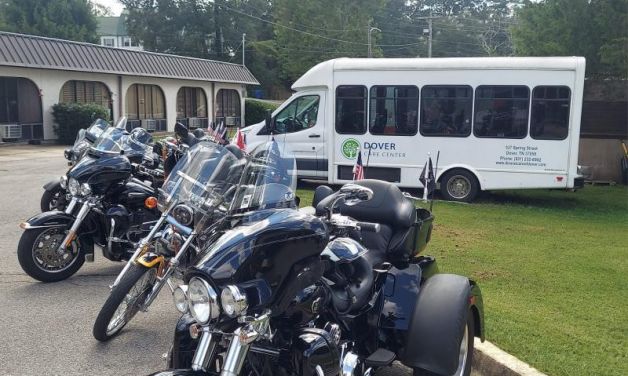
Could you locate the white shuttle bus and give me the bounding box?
[241,57,586,202]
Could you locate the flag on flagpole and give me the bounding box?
[420,154,435,200]
[353,150,365,181]
[235,128,246,150]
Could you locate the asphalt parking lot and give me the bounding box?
[0,145,480,376]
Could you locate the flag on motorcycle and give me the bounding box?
[420,155,435,200]
[353,150,365,181]
[235,128,246,150]
[219,122,228,141]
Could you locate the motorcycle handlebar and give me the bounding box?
[356,221,380,233]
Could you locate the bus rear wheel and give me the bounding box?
[440,170,479,203]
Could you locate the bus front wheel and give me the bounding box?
[440,170,479,203]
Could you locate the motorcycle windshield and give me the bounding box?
[85,118,110,142]
[90,124,152,158]
[230,140,297,214]
[159,141,241,214]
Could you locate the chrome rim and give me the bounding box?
[106,268,156,336]
[31,228,79,272]
[447,175,471,199]
[453,324,470,376]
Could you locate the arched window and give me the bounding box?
[125,84,166,131]
[59,80,111,108]
[216,89,241,127]
[1,77,43,140]
[176,87,208,128]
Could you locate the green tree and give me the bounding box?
[273,0,384,82]
[0,0,98,43]
[512,0,628,77]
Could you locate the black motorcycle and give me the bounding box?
[40,118,111,212]
[93,140,245,341]
[18,125,162,282]
[150,141,485,376]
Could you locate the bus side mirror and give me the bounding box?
[265,110,274,134]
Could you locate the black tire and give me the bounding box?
[440,170,480,203]
[17,227,85,282]
[413,308,475,376]
[40,185,67,212]
[93,263,157,342]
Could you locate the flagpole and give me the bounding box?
[365,146,372,179]
[430,150,440,212]
[422,152,430,201]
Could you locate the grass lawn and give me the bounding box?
[296,184,628,376]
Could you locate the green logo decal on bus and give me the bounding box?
[341,138,360,159]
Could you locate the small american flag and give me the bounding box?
[235,128,246,150]
[352,150,365,181]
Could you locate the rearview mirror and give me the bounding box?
[265,110,273,134]
[174,122,188,139]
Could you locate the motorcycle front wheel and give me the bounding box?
[17,226,85,282]
[93,263,157,342]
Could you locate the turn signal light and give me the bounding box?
[145,196,158,209]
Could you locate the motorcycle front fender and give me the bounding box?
[20,209,96,257]
[43,179,61,192]
[21,210,74,229]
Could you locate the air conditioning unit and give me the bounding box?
[1,124,22,140]
[141,119,157,132]
[188,117,202,129]
[225,116,237,126]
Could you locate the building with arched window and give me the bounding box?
[0,31,258,142]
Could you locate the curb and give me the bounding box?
[473,341,547,376]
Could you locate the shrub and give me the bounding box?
[245,98,279,126]
[52,103,111,144]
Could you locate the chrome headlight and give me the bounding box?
[221,285,248,318]
[173,285,188,313]
[68,178,80,196]
[188,277,219,324]
[60,175,68,189]
[172,204,194,226]
[79,183,92,196]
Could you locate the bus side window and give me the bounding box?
[336,86,367,135]
[530,86,570,140]
[369,85,419,136]
[473,85,529,139]
[420,85,472,137]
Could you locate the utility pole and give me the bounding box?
[368,27,381,58]
[419,10,439,58]
[242,33,246,66]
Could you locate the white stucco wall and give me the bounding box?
[0,65,247,140]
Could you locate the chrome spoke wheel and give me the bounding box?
[31,228,78,273]
[106,268,156,336]
[447,175,472,199]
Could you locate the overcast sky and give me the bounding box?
[93,0,124,16]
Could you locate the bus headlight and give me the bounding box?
[68,178,80,196]
[221,285,248,318]
[188,277,219,324]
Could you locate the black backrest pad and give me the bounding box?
[316,179,416,230]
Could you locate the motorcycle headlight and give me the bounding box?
[173,285,188,313]
[172,204,194,226]
[79,183,91,196]
[221,285,248,318]
[68,178,80,196]
[60,175,68,189]
[188,277,219,324]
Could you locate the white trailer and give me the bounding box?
[241,57,586,202]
